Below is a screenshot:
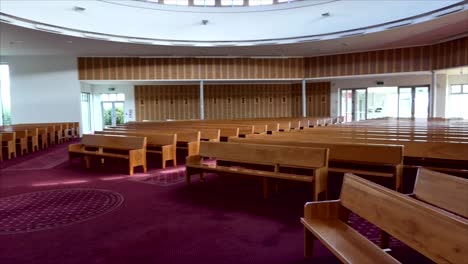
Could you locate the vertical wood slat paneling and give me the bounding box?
[78,37,467,80]
[306,82,331,117]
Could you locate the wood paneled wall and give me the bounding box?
[135,85,200,121]
[431,37,468,70]
[78,37,467,80]
[306,82,331,117]
[134,83,331,121]
[78,58,304,80]
[204,84,302,120]
[305,37,468,77]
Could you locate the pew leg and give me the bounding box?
[380,231,390,249]
[304,227,316,258]
[85,156,91,169]
[142,164,147,173]
[129,166,134,176]
[263,177,269,199]
[186,173,191,185]
[199,172,205,182]
[162,159,166,169]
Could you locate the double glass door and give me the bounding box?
[102,101,124,127]
[398,86,429,118]
[341,89,367,122]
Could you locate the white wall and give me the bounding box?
[80,83,135,132]
[328,74,433,117]
[3,55,81,124]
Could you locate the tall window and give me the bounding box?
[194,0,215,6]
[221,0,244,6]
[164,0,189,5]
[0,65,11,125]
[249,0,273,6]
[447,84,468,119]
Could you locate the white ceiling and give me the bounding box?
[0,3,467,57]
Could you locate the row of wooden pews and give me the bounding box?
[79,117,336,174]
[1,122,79,162]
[214,117,467,262]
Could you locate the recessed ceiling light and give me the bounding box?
[66,40,73,44]
[73,6,86,12]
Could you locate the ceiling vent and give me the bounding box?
[386,20,413,29]
[35,24,63,33]
[434,6,463,17]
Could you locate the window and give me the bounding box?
[81,93,92,134]
[448,84,468,119]
[0,65,11,125]
[194,0,215,6]
[221,0,244,6]
[100,93,125,102]
[450,84,467,94]
[164,0,189,5]
[249,0,273,6]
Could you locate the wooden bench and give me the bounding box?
[301,174,467,264]
[186,141,329,200]
[68,134,147,175]
[1,132,16,159]
[229,137,404,191]
[96,130,176,169]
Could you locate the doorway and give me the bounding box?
[340,88,367,122]
[398,86,429,118]
[102,101,125,127]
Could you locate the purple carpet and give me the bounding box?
[0,189,123,234]
[0,143,432,264]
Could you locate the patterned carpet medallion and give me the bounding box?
[0,189,124,234]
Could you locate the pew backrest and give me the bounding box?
[413,168,468,218]
[81,134,146,150]
[198,141,328,168]
[341,174,468,264]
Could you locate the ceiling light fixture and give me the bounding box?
[202,19,209,25]
[73,6,86,12]
[321,12,330,17]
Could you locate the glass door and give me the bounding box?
[354,89,367,121]
[414,86,429,118]
[398,86,429,118]
[340,88,367,122]
[398,87,413,118]
[102,101,125,128]
[341,89,353,122]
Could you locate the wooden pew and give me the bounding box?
[186,142,329,201]
[301,174,468,264]
[229,137,404,191]
[412,168,468,218]
[68,134,147,175]
[95,131,177,169]
[1,132,16,159]
[14,129,29,156]
[244,132,468,175]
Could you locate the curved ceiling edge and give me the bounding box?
[0,1,466,47]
